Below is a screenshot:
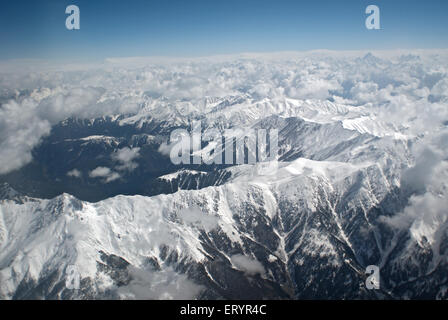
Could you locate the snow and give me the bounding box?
[1,50,448,298]
[158,169,207,181]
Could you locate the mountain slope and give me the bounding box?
[1,154,446,299]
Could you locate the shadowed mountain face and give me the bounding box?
[1,52,448,299]
[0,99,409,203]
[0,104,446,299]
[0,156,446,300]
[0,117,235,202]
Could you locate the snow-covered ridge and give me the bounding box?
[1,151,447,299]
[2,50,447,175]
[62,135,119,143]
[0,156,373,298]
[158,169,207,182]
[1,50,448,299]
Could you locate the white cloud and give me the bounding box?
[157,130,191,160]
[112,147,140,172]
[230,254,265,276]
[0,86,139,175]
[287,76,341,100]
[381,131,448,248]
[89,167,112,178]
[157,142,172,157]
[116,266,203,300]
[0,99,51,174]
[178,206,219,232]
[2,49,448,175]
[67,169,82,178]
[89,167,120,183]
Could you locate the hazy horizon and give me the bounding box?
[1,0,448,60]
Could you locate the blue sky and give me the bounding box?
[0,0,447,60]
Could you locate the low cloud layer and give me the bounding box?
[1,50,448,177]
[382,131,448,247]
[0,86,140,174]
